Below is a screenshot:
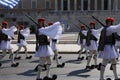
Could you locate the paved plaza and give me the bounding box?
[0,54,120,80]
[0,33,120,80]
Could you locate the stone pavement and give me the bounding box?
[1,33,120,80]
[0,54,120,80]
[11,32,80,53]
[11,44,80,54]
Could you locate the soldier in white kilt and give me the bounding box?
[86,22,102,70]
[35,18,57,80]
[14,25,32,60]
[0,26,2,66]
[114,33,120,59]
[48,22,65,68]
[0,21,19,67]
[77,24,88,60]
[114,33,120,58]
[98,17,120,80]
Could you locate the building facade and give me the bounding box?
[1,0,120,11]
[0,0,120,32]
[14,0,120,11]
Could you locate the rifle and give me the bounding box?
[23,12,39,51]
[72,23,81,30]
[91,16,105,27]
[77,19,90,30]
[23,12,40,27]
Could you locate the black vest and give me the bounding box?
[98,28,115,51]
[18,31,25,43]
[36,28,50,45]
[2,33,10,41]
[0,30,2,43]
[86,30,97,46]
[79,31,86,44]
[38,34,50,45]
[52,39,57,42]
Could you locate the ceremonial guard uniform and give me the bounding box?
[98,17,120,80]
[35,18,57,80]
[86,22,101,69]
[0,26,2,66]
[48,22,65,68]
[0,21,19,67]
[77,24,88,60]
[14,25,32,60]
[114,33,120,58]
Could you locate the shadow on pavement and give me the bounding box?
[0,60,11,63]
[17,69,36,76]
[65,59,82,64]
[67,69,91,78]
[30,60,39,63]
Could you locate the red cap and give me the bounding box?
[80,24,85,28]
[0,26,2,30]
[19,25,24,30]
[38,18,45,22]
[2,21,8,25]
[106,17,114,22]
[89,21,95,25]
[48,22,53,26]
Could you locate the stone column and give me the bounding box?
[81,0,83,11]
[74,0,77,10]
[101,0,104,10]
[68,0,70,11]
[55,0,58,11]
[108,0,111,10]
[88,0,90,10]
[94,0,97,10]
[115,0,118,11]
[61,0,63,11]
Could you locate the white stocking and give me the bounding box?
[0,50,6,60]
[8,49,15,64]
[15,46,22,57]
[100,59,108,80]
[46,56,51,77]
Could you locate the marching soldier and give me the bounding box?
[98,17,120,80]
[0,21,19,67]
[0,26,2,66]
[77,24,88,60]
[14,25,32,60]
[86,21,101,70]
[114,33,120,59]
[48,22,65,68]
[35,18,57,80]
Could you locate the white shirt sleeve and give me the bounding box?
[107,24,120,34]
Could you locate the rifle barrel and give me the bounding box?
[91,16,105,27]
[73,23,81,30]
[77,19,90,30]
[23,12,40,27]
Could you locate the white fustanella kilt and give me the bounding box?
[82,39,86,46]
[98,45,119,59]
[35,45,54,57]
[77,39,86,46]
[0,40,12,50]
[51,41,58,51]
[17,39,27,47]
[115,41,120,47]
[87,40,97,51]
[0,43,1,50]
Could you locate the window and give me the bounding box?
[63,0,68,10]
[104,0,108,10]
[46,0,50,9]
[18,1,23,9]
[31,0,37,9]
[83,0,88,10]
